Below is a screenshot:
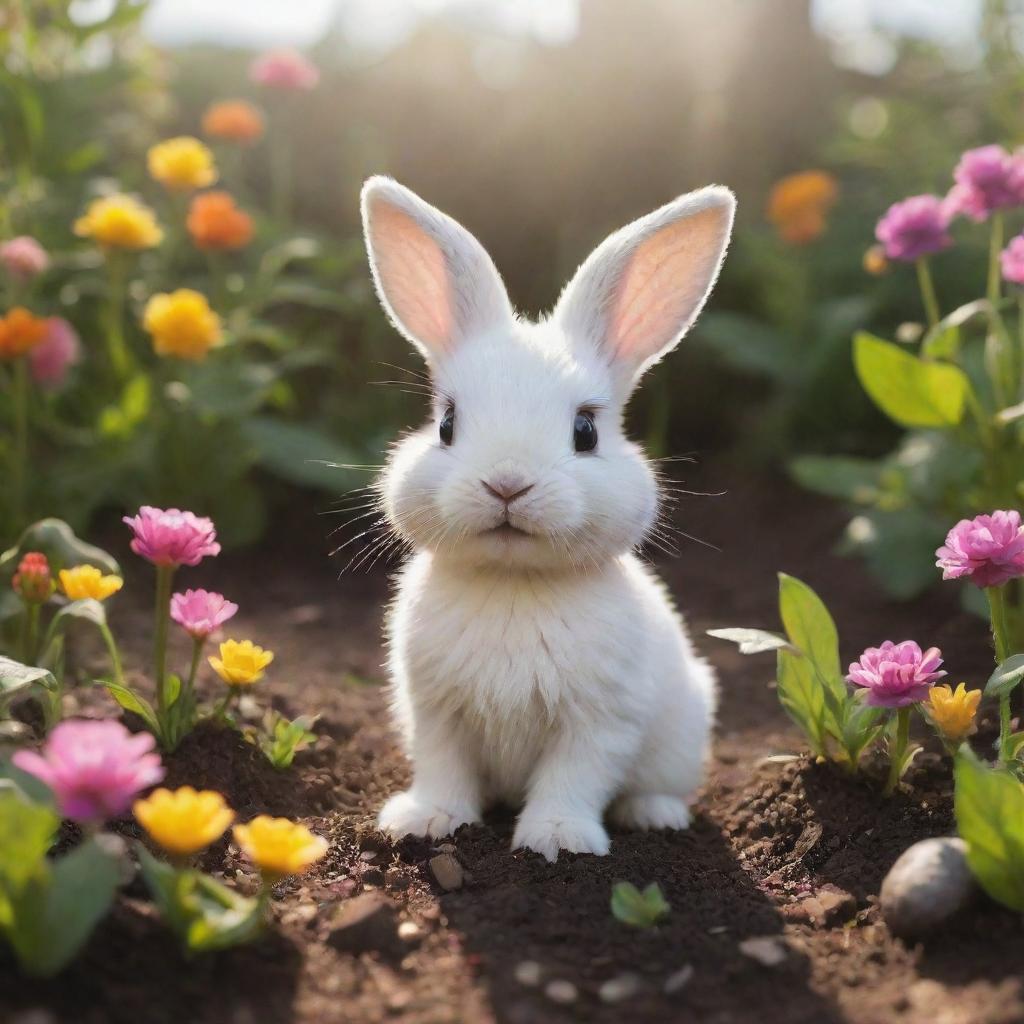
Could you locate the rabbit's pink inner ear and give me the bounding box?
[608,205,728,369]
[368,201,454,356]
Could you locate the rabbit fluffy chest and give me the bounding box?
[388,552,654,798]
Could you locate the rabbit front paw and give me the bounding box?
[512,813,611,862]
[378,790,480,840]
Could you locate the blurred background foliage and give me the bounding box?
[2,0,1023,599]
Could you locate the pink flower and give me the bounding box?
[29,317,81,387]
[170,588,238,639]
[944,145,1024,222]
[0,235,49,282]
[936,510,1024,588]
[12,719,164,822]
[875,195,953,262]
[249,50,319,90]
[123,506,221,568]
[1002,235,1024,285]
[847,641,946,708]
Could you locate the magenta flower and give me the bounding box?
[123,506,220,567]
[29,317,80,387]
[875,195,953,262]
[944,145,1024,223]
[249,50,319,90]
[12,720,164,823]
[170,588,238,639]
[1002,235,1024,285]
[0,235,49,282]
[847,641,946,708]
[936,510,1024,588]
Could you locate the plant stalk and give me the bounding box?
[884,707,911,796]
[988,585,1015,763]
[11,355,29,528]
[153,564,174,712]
[916,258,940,328]
[105,251,130,380]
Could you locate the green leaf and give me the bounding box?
[239,417,364,492]
[706,628,793,655]
[775,574,847,756]
[778,574,841,685]
[0,787,57,891]
[776,647,828,756]
[138,846,264,954]
[788,455,882,504]
[97,681,159,735]
[853,332,969,428]
[0,519,120,582]
[50,598,107,632]
[255,711,318,769]
[0,762,56,809]
[986,655,1024,698]
[954,749,1024,912]
[610,881,670,928]
[0,657,58,706]
[921,299,991,359]
[6,836,122,977]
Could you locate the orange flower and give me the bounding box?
[766,171,839,245]
[187,192,254,251]
[202,100,265,144]
[0,308,49,360]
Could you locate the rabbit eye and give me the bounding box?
[439,405,455,446]
[573,410,597,453]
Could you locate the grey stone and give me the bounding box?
[880,837,976,938]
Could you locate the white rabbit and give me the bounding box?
[361,176,734,861]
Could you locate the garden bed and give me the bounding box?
[1,471,1020,1024]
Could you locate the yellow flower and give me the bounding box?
[863,244,889,276]
[73,194,163,250]
[147,136,217,191]
[143,289,222,362]
[233,816,328,877]
[59,565,124,602]
[134,787,235,856]
[208,639,274,686]
[928,683,982,745]
[766,170,839,244]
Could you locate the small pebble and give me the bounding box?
[544,980,578,1005]
[739,935,788,967]
[599,973,640,1003]
[429,852,464,891]
[514,960,542,986]
[880,837,976,938]
[663,964,695,994]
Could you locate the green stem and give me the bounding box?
[153,565,174,712]
[270,121,292,225]
[104,251,129,380]
[212,685,239,721]
[1018,293,1024,402]
[916,258,940,328]
[185,637,203,698]
[24,602,40,664]
[988,585,1014,763]
[99,622,125,687]
[206,250,227,312]
[11,355,29,529]
[988,213,1005,307]
[884,707,911,796]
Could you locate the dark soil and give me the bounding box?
[2,468,1022,1024]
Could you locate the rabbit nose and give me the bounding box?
[481,475,534,505]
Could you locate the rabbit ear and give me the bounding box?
[361,176,514,363]
[553,186,735,391]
